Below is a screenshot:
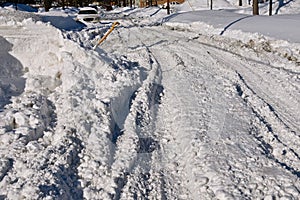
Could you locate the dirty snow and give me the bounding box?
[0,0,300,199]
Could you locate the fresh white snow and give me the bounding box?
[0,0,300,199]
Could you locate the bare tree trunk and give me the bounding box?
[253,0,259,15]
[62,0,65,9]
[44,0,52,11]
[78,0,83,7]
[167,0,170,14]
[269,0,272,15]
[210,0,212,10]
[14,1,17,10]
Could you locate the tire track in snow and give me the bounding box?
[105,29,165,199]
[151,41,260,199]
[170,32,300,134]
[150,31,300,198]
[151,49,214,199]
[194,37,300,195]
[201,39,300,160]
[103,25,206,199]
[234,72,300,177]
[105,25,300,198]
[59,20,300,199]
[145,30,243,198]
[191,34,300,134]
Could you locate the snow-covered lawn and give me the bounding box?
[0,0,299,199]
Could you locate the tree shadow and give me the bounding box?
[220,15,252,35]
[0,36,26,110]
[275,0,294,14]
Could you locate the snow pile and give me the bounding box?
[0,3,38,12]
[0,9,145,199]
[0,9,39,25]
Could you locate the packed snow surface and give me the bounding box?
[0,0,300,199]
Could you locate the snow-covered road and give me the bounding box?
[1,7,300,199]
[101,23,300,199]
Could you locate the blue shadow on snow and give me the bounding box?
[0,36,26,110]
[41,15,86,31]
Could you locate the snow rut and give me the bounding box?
[107,47,164,199]
[197,34,300,197]
[54,25,165,199]
[102,25,300,198]
[235,72,300,177]
[152,50,213,199]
